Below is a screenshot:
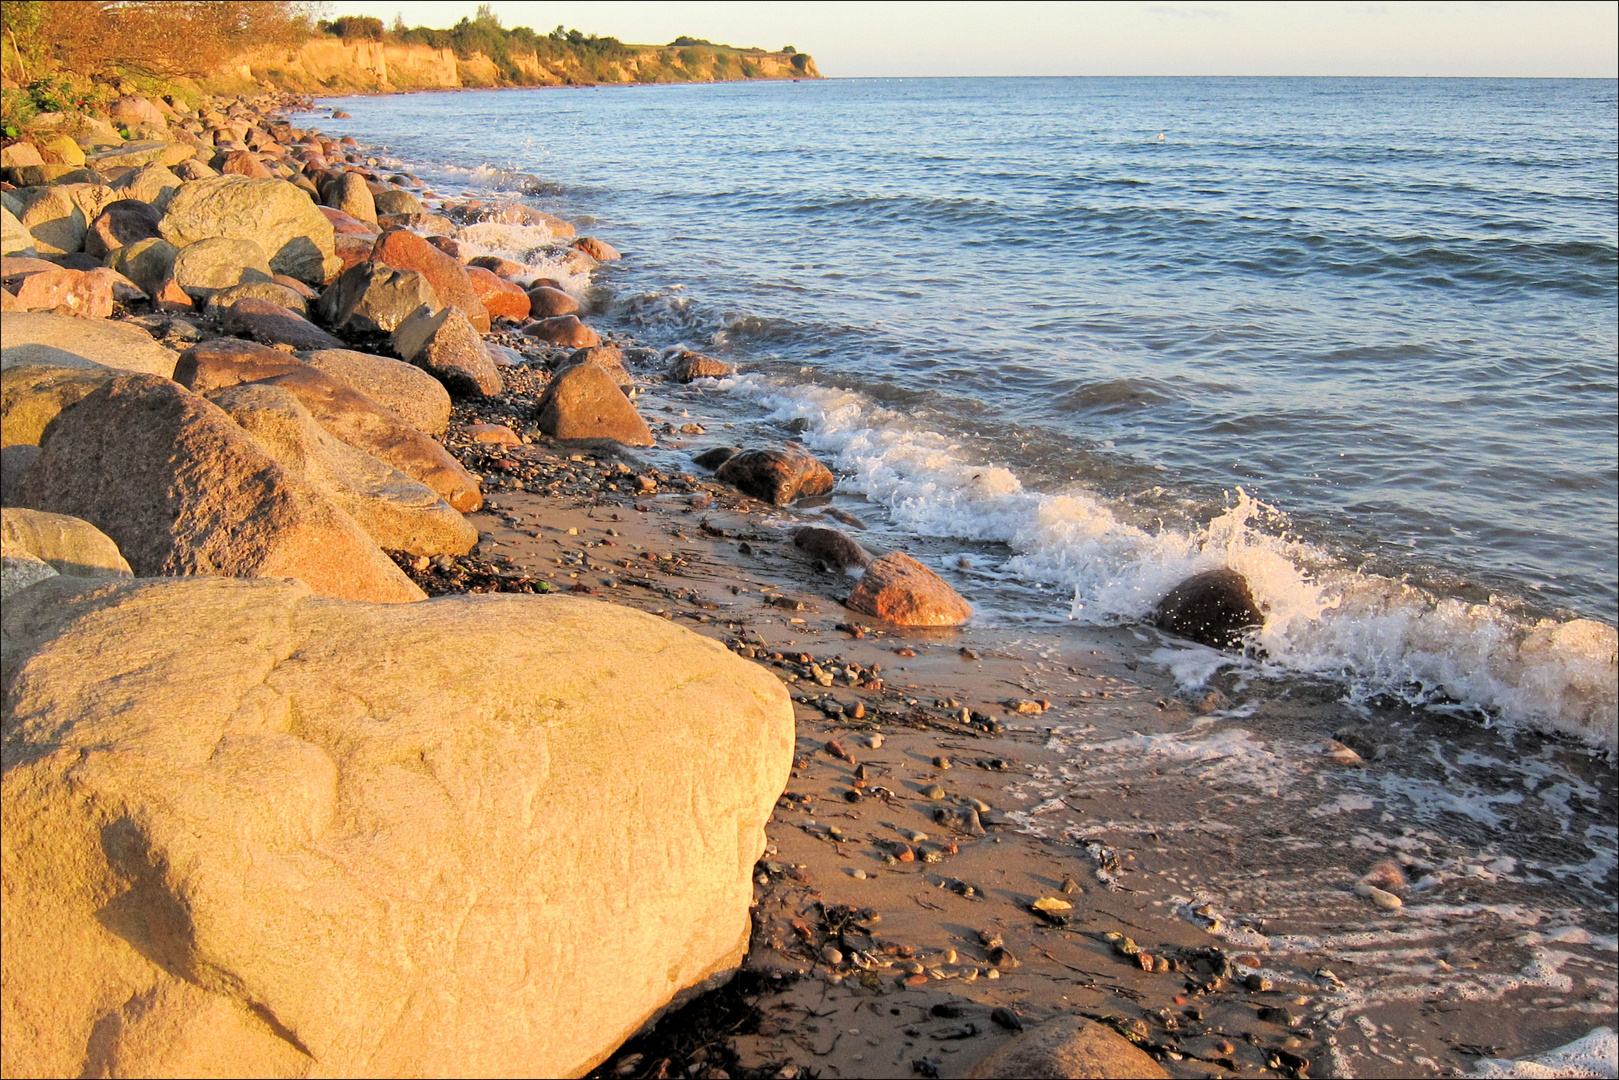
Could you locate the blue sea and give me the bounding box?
[314,77,1619,743]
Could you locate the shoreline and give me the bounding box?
[3,89,1614,1080]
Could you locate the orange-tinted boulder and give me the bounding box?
[371,228,489,332]
[466,265,530,321]
[571,236,621,261]
[219,151,273,179]
[526,285,579,318]
[534,363,653,447]
[468,255,527,280]
[715,447,834,506]
[845,552,972,627]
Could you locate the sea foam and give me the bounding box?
[724,375,1618,747]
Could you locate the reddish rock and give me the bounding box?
[715,447,835,505]
[318,205,380,237]
[222,297,345,351]
[371,228,489,332]
[219,151,273,179]
[333,234,375,273]
[528,276,566,292]
[468,255,527,280]
[466,265,531,321]
[845,552,972,627]
[10,266,114,318]
[273,273,317,299]
[535,363,653,447]
[793,526,872,571]
[521,314,598,349]
[84,199,163,260]
[151,276,194,312]
[175,340,482,512]
[558,345,632,391]
[1155,568,1263,649]
[571,236,621,261]
[526,285,580,318]
[668,351,736,383]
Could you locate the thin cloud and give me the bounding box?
[1145,5,1231,17]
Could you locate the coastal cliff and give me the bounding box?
[223,37,820,95]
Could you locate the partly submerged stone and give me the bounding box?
[522,313,599,348]
[0,575,793,1078]
[14,373,422,603]
[845,552,972,627]
[793,526,872,572]
[715,446,834,505]
[1155,567,1263,650]
[668,351,736,383]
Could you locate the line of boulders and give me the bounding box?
[0,93,795,1080]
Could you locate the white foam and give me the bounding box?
[724,375,1619,747]
[450,223,590,294]
[1469,1027,1618,1079]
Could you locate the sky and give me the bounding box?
[319,1,1619,78]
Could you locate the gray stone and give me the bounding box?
[107,236,179,296]
[221,297,345,351]
[205,280,309,317]
[1,207,36,257]
[964,1015,1169,1079]
[391,305,502,398]
[329,171,377,225]
[1,444,41,505]
[372,188,425,216]
[110,161,181,211]
[317,261,439,336]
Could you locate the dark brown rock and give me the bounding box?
[571,236,621,261]
[425,235,463,260]
[692,447,739,470]
[715,447,835,505]
[1155,567,1263,649]
[534,364,653,447]
[371,228,488,332]
[468,255,527,280]
[14,373,422,603]
[668,351,736,383]
[84,199,163,260]
[222,297,345,351]
[845,552,972,627]
[317,261,439,336]
[793,526,872,571]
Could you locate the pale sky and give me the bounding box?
[321,1,1618,78]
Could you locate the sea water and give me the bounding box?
[315,76,1618,745]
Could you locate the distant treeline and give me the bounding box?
[320,6,813,83]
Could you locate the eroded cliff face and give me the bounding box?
[224,38,820,95]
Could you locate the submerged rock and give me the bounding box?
[715,447,834,505]
[667,351,735,383]
[1155,567,1262,649]
[0,577,793,1078]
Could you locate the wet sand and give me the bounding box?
[408,339,1617,1080]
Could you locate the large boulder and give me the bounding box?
[0,506,132,579]
[715,446,835,505]
[466,265,531,321]
[522,314,600,348]
[11,186,86,255]
[0,364,118,447]
[205,279,310,317]
[107,235,178,295]
[328,170,377,225]
[107,94,167,128]
[1,207,35,257]
[160,175,339,285]
[0,575,793,1079]
[207,383,476,556]
[317,260,440,336]
[963,1015,1170,1079]
[4,265,115,318]
[109,161,181,211]
[372,187,425,216]
[1154,567,1263,649]
[0,312,178,378]
[14,373,422,603]
[845,552,972,627]
[170,235,274,300]
[392,305,502,398]
[175,340,482,512]
[371,228,489,332]
[559,344,633,391]
[84,198,164,259]
[535,363,654,447]
[526,284,580,318]
[221,296,346,351]
[298,347,452,437]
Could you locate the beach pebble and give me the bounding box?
[821,945,844,965]
[920,784,947,801]
[1358,884,1404,910]
[847,868,867,880]
[1246,973,1273,992]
